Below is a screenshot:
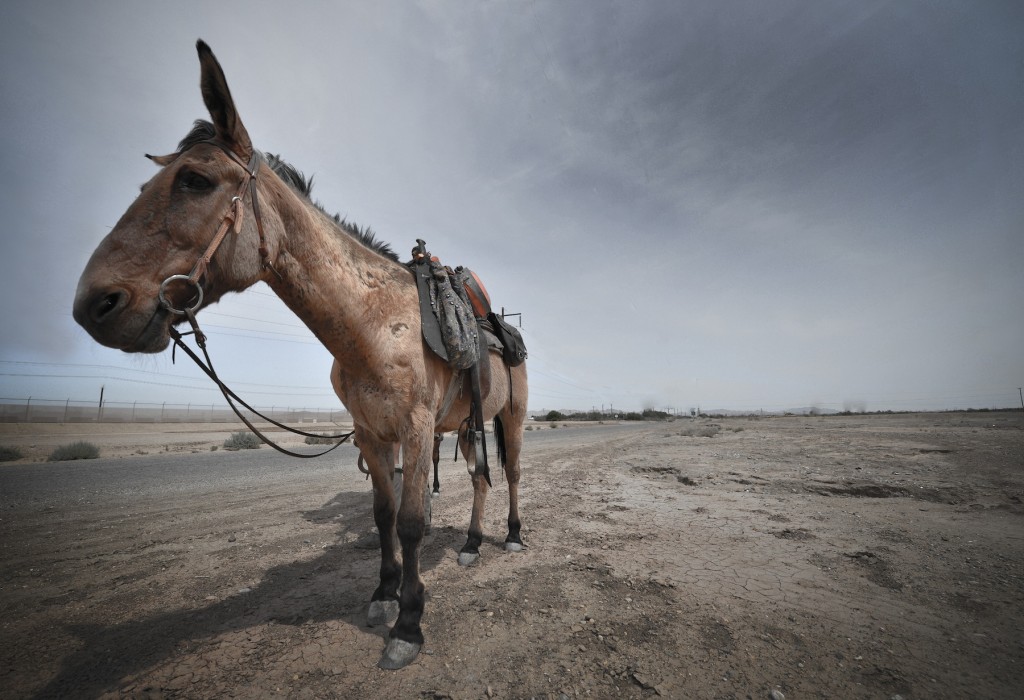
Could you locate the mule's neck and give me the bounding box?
[258,173,416,371]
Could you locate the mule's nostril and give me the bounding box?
[91,290,126,324]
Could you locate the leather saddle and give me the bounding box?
[407,240,526,485]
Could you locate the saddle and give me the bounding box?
[408,239,527,485]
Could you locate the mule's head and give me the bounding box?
[73,41,272,353]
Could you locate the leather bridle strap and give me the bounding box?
[191,145,279,277]
[158,144,276,317]
[214,144,279,279]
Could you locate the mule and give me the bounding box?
[73,40,527,670]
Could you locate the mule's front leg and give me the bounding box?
[363,440,402,629]
[379,429,433,669]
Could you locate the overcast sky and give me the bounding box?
[1,0,1021,415]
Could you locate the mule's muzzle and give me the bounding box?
[73,284,171,353]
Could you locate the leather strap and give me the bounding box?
[468,359,491,486]
[410,258,449,361]
[436,370,464,426]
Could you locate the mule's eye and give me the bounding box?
[178,171,213,192]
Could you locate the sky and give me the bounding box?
[1,0,1022,415]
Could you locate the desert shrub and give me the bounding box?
[48,441,100,462]
[223,431,261,450]
[677,424,721,438]
[0,445,24,462]
[304,432,338,445]
[545,410,566,421]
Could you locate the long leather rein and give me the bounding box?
[158,140,353,458]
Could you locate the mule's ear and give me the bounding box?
[196,39,253,160]
[146,152,177,167]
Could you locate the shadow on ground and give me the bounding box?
[33,487,457,699]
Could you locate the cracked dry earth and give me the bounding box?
[2,412,1023,699]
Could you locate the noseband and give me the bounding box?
[156,140,353,458]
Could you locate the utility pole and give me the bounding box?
[97,385,105,421]
[1019,387,1023,411]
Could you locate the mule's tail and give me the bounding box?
[493,415,507,469]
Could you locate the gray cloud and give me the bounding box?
[1,0,1021,413]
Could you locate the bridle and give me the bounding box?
[157,139,353,457]
[157,141,273,318]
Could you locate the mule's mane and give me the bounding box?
[176,120,399,262]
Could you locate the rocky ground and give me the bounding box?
[1,411,1022,699]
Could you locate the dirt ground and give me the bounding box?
[1,412,1023,699]
[0,421,298,464]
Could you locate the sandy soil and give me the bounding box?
[0,421,329,463]
[1,412,1022,699]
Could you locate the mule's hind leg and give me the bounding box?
[457,425,490,566]
[496,413,525,552]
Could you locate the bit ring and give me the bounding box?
[158,275,204,316]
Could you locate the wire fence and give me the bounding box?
[0,397,350,425]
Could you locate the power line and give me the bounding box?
[0,360,319,387]
[201,310,314,331]
[0,372,339,397]
[200,325,322,344]
[0,361,339,394]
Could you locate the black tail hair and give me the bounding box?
[493,415,507,469]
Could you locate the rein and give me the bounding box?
[159,140,353,458]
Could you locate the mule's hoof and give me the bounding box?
[378,638,421,669]
[505,541,524,553]
[457,551,480,567]
[367,599,399,627]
